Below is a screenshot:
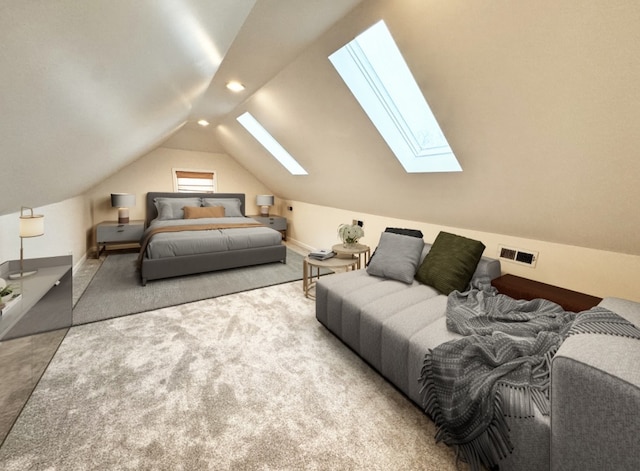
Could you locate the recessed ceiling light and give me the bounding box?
[197,119,210,127]
[226,81,245,92]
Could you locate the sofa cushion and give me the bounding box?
[415,231,485,295]
[366,232,424,284]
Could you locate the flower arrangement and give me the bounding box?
[338,223,364,246]
[0,278,16,303]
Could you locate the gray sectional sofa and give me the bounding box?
[315,237,640,471]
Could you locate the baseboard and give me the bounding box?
[73,252,88,274]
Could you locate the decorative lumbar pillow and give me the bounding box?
[154,197,202,220]
[415,231,486,295]
[183,205,225,219]
[366,231,425,284]
[202,198,243,217]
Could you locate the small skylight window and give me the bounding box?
[329,20,461,173]
[237,112,308,175]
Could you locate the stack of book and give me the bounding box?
[308,249,335,261]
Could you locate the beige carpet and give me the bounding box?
[0,281,461,470]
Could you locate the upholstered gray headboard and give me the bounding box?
[145,192,246,227]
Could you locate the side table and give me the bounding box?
[248,215,287,240]
[303,255,358,299]
[491,274,602,312]
[331,243,371,269]
[96,220,145,257]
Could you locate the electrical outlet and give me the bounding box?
[498,245,538,268]
[352,219,364,227]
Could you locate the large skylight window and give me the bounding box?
[329,20,461,173]
[237,112,308,175]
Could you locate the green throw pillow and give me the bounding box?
[415,231,485,295]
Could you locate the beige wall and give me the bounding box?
[82,146,276,250]
[216,0,640,258]
[282,199,640,303]
[0,196,91,271]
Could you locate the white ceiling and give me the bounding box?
[0,0,362,215]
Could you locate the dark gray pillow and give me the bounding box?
[366,232,424,284]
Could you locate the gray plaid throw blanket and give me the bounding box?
[420,289,640,471]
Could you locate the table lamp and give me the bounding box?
[111,193,136,223]
[256,195,274,217]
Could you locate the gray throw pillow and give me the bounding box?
[154,197,202,220]
[367,227,424,267]
[366,232,424,284]
[202,198,243,217]
[415,231,486,295]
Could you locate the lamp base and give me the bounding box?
[118,207,130,224]
[260,206,270,217]
[8,269,38,280]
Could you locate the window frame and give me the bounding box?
[172,168,217,193]
[329,20,461,173]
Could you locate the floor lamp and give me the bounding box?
[9,207,45,280]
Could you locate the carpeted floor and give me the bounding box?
[0,281,461,470]
[73,248,319,325]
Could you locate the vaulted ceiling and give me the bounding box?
[0,0,362,214]
[2,0,639,256]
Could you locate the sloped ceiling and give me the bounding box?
[0,0,363,214]
[2,0,639,257]
[215,0,640,256]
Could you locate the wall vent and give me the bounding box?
[498,245,538,268]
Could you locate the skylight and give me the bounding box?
[329,20,461,173]
[237,112,308,175]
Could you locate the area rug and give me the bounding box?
[0,282,458,470]
[72,248,320,325]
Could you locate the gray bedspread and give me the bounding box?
[143,217,282,259]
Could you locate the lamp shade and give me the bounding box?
[111,193,136,208]
[19,209,44,238]
[256,195,274,207]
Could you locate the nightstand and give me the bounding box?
[96,220,145,257]
[249,215,287,240]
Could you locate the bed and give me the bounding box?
[139,192,287,285]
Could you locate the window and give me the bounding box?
[237,112,308,175]
[329,20,461,173]
[172,169,216,193]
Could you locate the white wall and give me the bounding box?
[0,196,91,271]
[282,199,640,303]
